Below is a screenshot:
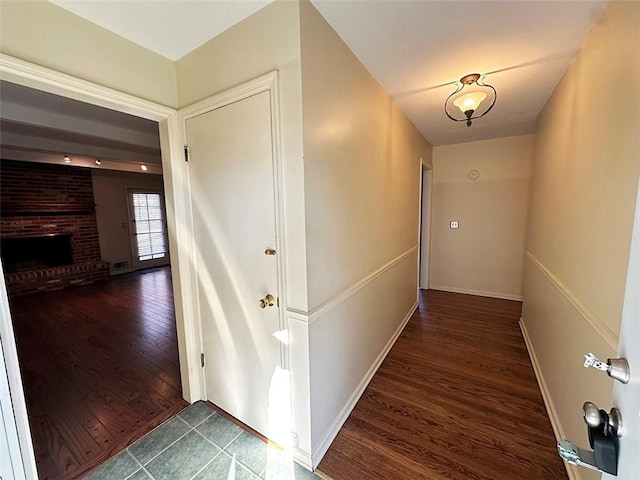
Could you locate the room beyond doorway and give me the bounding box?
[8,266,185,480]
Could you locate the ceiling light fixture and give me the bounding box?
[141,164,148,171]
[95,159,102,166]
[64,155,71,163]
[445,73,496,127]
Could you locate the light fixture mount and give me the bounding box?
[445,73,496,127]
[460,73,481,85]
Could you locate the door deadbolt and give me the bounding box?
[264,249,276,256]
[584,353,630,384]
[259,294,275,309]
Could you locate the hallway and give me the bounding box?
[318,290,567,480]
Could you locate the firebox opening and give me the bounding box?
[1,234,73,273]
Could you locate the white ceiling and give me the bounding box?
[49,0,273,62]
[311,0,607,145]
[0,81,163,173]
[40,1,607,146]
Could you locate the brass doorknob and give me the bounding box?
[259,294,275,309]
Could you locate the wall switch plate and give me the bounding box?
[450,221,459,229]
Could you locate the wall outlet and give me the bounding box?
[450,221,459,229]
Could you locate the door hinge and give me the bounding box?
[200,353,205,367]
[184,145,189,162]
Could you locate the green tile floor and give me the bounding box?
[85,402,322,480]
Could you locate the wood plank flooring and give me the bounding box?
[318,290,568,480]
[8,266,187,480]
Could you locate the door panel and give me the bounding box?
[606,185,640,479]
[186,91,280,438]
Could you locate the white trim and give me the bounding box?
[419,165,432,291]
[0,266,36,480]
[311,301,419,467]
[525,251,618,350]
[160,114,204,401]
[176,71,278,120]
[520,319,579,480]
[177,70,288,404]
[292,446,313,471]
[0,55,202,476]
[429,285,523,302]
[0,54,174,121]
[287,246,418,324]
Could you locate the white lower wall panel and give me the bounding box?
[521,254,616,480]
[308,249,419,466]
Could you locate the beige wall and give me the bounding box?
[299,0,432,462]
[92,170,166,274]
[522,3,640,479]
[430,135,533,300]
[0,0,177,107]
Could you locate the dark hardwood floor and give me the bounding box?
[318,290,568,480]
[8,266,187,480]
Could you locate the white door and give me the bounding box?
[605,182,640,478]
[185,90,281,438]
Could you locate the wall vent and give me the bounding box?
[113,261,129,269]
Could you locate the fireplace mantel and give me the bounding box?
[0,201,95,216]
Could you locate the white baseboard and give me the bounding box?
[519,318,580,480]
[292,446,313,471]
[310,301,418,467]
[429,285,523,301]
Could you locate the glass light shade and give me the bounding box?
[453,91,487,114]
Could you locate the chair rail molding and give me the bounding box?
[525,251,618,350]
[287,245,419,324]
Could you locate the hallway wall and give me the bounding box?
[521,3,640,479]
[430,134,534,300]
[299,0,432,464]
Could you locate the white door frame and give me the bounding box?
[419,163,432,290]
[177,71,289,397]
[0,53,202,477]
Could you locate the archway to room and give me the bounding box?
[0,80,185,479]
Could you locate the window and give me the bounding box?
[132,192,167,261]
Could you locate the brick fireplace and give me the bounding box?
[1,160,110,297]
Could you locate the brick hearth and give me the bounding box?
[1,160,110,297]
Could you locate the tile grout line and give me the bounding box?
[187,449,226,480]
[124,450,155,480]
[125,407,217,480]
[133,418,196,468]
[220,430,244,452]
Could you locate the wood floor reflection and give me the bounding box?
[318,290,568,480]
[9,266,187,480]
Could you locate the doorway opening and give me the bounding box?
[0,80,184,479]
[419,165,432,290]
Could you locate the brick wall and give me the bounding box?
[1,160,109,296]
